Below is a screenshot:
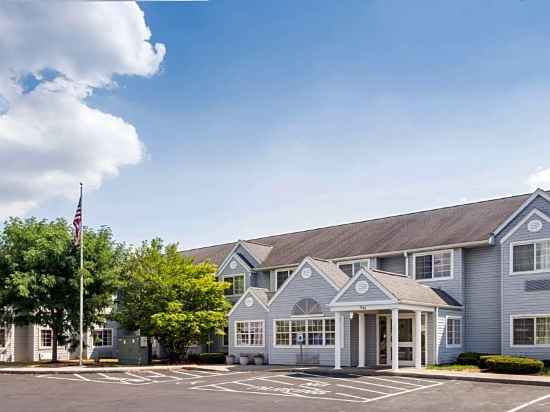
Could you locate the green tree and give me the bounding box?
[0,217,126,362]
[116,239,229,361]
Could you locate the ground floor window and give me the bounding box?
[512,315,550,346]
[274,318,335,347]
[40,329,53,348]
[93,328,113,347]
[235,320,264,346]
[0,327,5,348]
[446,316,462,347]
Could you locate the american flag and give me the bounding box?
[73,194,82,246]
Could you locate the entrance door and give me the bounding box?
[377,314,416,366]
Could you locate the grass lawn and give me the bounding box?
[427,364,481,372]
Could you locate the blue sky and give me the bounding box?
[23,0,550,249]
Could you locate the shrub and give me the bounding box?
[480,355,544,375]
[186,352,200,363]
[457,352,491,367]
[198,352,226,364]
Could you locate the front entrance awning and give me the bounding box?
[328,268,462,312]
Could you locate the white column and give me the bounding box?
[358,313,366,368]
[391,308,399,371]
[334,312,342,370]
[415,310,422,369]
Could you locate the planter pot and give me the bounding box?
[253,356,264,366]
[226,355,235,365]
[239,356,249,366]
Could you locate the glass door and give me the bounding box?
[378,314,416,366]
[398,318,414,366]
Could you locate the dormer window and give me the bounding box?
[275,269,293,290]
[223,274,245,295]
[414,250,453,280]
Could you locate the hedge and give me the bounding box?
[187,352,226,364]
[480,355,544,375]
[457,352,492,367]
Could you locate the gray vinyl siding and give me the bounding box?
[32,325,70,361]
[269,261,351,367]
[412,248,464,305]
[379,255,406,275]
[436,308,464,364]
[366,314,377,366]
[426,312,435,365]
[336,276,391,303]
[463,246,501,354]
[0,324,15,362]
[89,320,120,359]
[228,293,269,361]
[218,254,251,303]
[498,195,550,359]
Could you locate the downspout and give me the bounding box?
[404,252,409,277]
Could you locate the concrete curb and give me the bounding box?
[0,364,201,375]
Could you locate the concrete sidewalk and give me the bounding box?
[0,364,206,375]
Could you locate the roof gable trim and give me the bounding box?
[499,208,550,244]
[493,189,550,238]
[228,288,269,317]
[268,257,340,307]
[329,269,397,306]
[216,251,251,277]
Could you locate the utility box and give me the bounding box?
[117,335,151,365]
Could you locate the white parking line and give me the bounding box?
[256,376,295,385]
[125,372,151,381]
[364,376,423,387]
[336,383,390,395]
[299,373,405,391]
[506,393,550,412]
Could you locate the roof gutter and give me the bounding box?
[253,239,492,271]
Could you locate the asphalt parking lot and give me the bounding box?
[0,368,549,412]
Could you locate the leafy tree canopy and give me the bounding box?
[0,217,126,361]
[116,239,229,360]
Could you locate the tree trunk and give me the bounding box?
[51,330,58,363]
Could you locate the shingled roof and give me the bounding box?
[181,191,545,269]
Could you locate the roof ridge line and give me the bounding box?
[246,191,535,243]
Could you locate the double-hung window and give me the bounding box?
[274,318,335,347]
[512,315,550,346]
[40,329,53,348]
[512,240,550,274]
[93,328,113,347]
[446,317,462,347]
[337,260,370,277]
[414,251,453,280]
[223,274,245,295]
[275,269,293,290]
[235,320,264,346]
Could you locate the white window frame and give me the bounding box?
[223,273,246,296]
[510,314,550,348]
[39,328,53,349]
[274,268,294,291]
[234,320,265,348]
[272,317,336,348]
[336,259,370,277]
[93,328,113,348]
[509,238,550,276]
[413,250,454,281]
[445,316,463,348]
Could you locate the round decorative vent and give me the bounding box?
[355,280,369,294]
[301,267,312,279]
[230,260,237,269]
[244,297,254,307]
[528,219,543,233]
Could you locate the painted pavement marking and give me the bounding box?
[191,372,445,404]
[505,393,550,412]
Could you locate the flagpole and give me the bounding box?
[79,182,84,367]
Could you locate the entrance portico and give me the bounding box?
[329,268,461,370]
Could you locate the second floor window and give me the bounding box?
[276,269,292,290]
[512,240,550,274]
[415,251,452,280]
[224,274,245,295]
[337,260,369,277]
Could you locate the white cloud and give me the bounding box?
[527,167,550,191]
[0,2,165,216]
